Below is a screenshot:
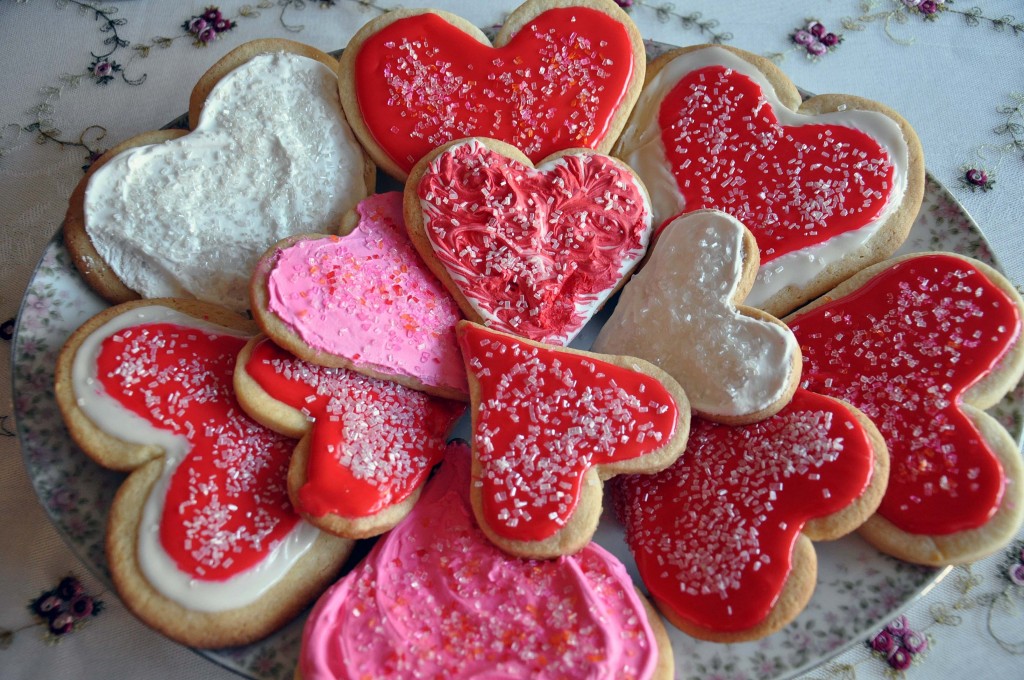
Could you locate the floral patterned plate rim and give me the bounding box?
[12,46,1024,680]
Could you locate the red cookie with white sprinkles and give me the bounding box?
[611,388,889,642]
[457,321,690,559]
[54,300,353,648]
[615,44,926,317]
[406,138,653,346]
[339,0,646,180]
[786,252,1024,566]
[235,336,465,539]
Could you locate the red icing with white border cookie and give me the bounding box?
[613,389,879,635]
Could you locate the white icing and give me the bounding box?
[83,52,366,314]
[592,211,799,418]
[71,305,319,612]
[615,46,910,309]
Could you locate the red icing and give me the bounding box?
[789,254,1022,534]
[459,323,679,542]
[94,322,298,581]
[613,389,875,632]
[657,65,895,262]
[354,8,636,173]
[244,338,464,518]
[419,141,651,345]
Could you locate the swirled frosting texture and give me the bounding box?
[418,140,652,345]
[299,443,659,680]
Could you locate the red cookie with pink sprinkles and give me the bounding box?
[457,321,690,559]
[615,44,926,317]
[406,138,654,346]
[785,252,1024,566]
[54,299,353,648]
[338,0,646,180]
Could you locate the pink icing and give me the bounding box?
[418,140,652,346]
[299,442,659,680]
[266,192,467,395]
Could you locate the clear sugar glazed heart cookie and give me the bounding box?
[297,442,675,680]
[457,321,690,559]
[615,45,925,317]
[785,253,1024,566]
[250,191,468,401]
[64,39,375,315]
[611,388,889,642]
[53,300,353,648]
[339,0,645,180]
[234,336,465,539]
[593,209,801,424]
[406,138,653,346]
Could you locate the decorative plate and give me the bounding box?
[12,43,1024,680]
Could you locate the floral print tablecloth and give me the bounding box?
[1,2,1022,679]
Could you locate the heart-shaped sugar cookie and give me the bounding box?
[236,336,465,539]
[65,41,372,315]
[408,139,653,346]
[786,253,1024,565]
[612,389,886,641]
[54,300,352,647]
[593,210,800,423]
[616,45,924,316]
[340,0,645,179]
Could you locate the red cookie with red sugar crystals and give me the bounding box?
[457,321,690,559]
[406,137,653,347]
[339,0,646,180]
[612,388,889,642]
[54,299,353,648]
[786,252,1024,566]
[616,44,925,317]
[234,336,465,539]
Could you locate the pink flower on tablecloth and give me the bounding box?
[183,6,236,46]
[88,57,122,86]
[869,614,929,671]
[790,19,842,60]
[22,576,104,644]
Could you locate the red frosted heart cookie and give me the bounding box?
[235,336,465,539]
[457,321,689,558]
[612,388,888,641]
[406,138,653,346]
[54,300,353,648]
[786,253,1024,565]
[299,442,675,680]
[339,0,646,179]
[616,45,925,317]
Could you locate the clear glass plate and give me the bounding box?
[12,43,1024,680]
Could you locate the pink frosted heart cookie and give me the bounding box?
[298,442,674,680]
[251,192,467,400]
[615,45,925,317]
[457,321,689,558]
[407,138,653,346]
[593,210,801,424]
[612,388,888,642]
[339,0,646,179]
[786,252,1024,565]
[53,300,353,648]
[235,336,465,539]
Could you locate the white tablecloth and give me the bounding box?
[2,1,1022,678]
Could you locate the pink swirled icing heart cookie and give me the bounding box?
[64,39,374,315]
[234,336,465,539]
[785,253,1024,565]
[457,321,689,558]
[298,442,674,680]
[251,192,467,400]
[406,138,653,346]
[615,45,925,317]
[339,0,645,179]
[612,388,888,642]
[53,300,353,648]
[593,210,801,424]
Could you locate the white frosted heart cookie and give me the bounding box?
[593,210,800,424]
[64,39,374,314]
